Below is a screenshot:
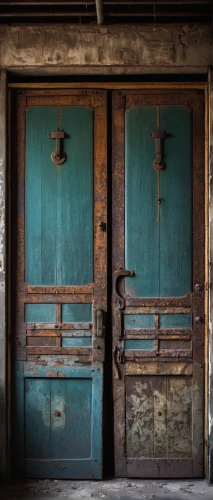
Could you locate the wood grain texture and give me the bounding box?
[125,106,158,297]
[126,376,192,460]
[13,90,107,479]
[25,105,93,287]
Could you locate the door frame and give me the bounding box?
[0,78,209,479]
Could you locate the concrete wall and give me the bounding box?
[0,23,212,480]
[0,24,212,74]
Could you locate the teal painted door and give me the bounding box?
[112,90,205,478]
[13,90,107,479]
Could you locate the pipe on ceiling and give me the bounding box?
[95,0,104,24]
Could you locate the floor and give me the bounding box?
[0,479,212,500]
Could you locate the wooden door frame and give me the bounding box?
[0,76,210,480]
[111,88,206,478]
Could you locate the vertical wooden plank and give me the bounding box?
[153,378,167,457]
[59,107,93,286]
[126,376,154,458]
[125,106,159,297]
[112,92,126,477]
[13,362,25,476]
[209,70,213,484]
[50,379,66,459]
[25,378,51,459]
[65,378,92,459]
[192,94,205,476]
[26,106,57,285]
[0,69,7,478]
[160,105,192,297]
[92,365,103,478]
[167,377,192,458]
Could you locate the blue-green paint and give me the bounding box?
[125,106,159,297]
[160,106,192,296]
[62,304,92,323]
[159,314,192,328]
[62,337,92,347]
[13,362,103,479]
[124,105,192,298]
[24,459,93,479]
[25,304,56,322]
[25,106,93,286]
[125,339,154,350]
[124,314,155,329]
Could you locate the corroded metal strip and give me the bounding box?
[26,322,92,330]
[112,91,126,477]
[26,346,92,356]
[125,362,193,376]
[125,350,192,360]
[27,284,93,294]
[19,294,93,304]
[125,329,192,338]
[27,96,94,107]
[125,92,198,110]
[124,306,192,314]
[125,293,192,307]
[26,354,92,365]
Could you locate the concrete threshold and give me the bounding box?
[0,479,212,500]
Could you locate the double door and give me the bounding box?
[12,88,205,479]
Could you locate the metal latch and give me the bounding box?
[113,345,125,379]
[96,309,105,338]
[150,129,166,171]
[113,269,134,310]
[47,130,67,165]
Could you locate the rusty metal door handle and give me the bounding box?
[113,345,124,379]
[47,130,67,165]
[113,269,134,310]
[96,309,105,338]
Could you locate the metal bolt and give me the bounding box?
[54,410,61,417]
[195,283,203,292]
[195,316,203,324]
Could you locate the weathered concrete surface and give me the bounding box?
[0,479,212,500]
[0,24,212,74]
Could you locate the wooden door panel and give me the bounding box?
[25,105,93,287]
[112,90,204,478]
[13,89,107,479]
[125,104,192,298]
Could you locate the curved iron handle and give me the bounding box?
[113,269,134,310]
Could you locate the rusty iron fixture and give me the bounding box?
[47,130,67,165]
[113,269,134,310]
[96,309,105,338]
[113,345,124,379]
[95,0,104,24]
[150,129,166,171]
[195,316,203,324]
[54,410,61,417]
[98,221,106,232]
[195,283,203,292]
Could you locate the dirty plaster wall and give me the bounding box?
[0,23,213,479]
[0,24,212,73]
